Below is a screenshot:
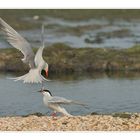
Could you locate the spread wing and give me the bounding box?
[34,24,48,68]
[34,46,45,68]
[0,17,35,68]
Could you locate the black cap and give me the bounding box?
[38,89,52,96]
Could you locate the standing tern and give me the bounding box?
[38,89,88,117]
[0,17,49,84]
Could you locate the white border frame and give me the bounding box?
[0,0,140,9]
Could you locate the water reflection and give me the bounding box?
[2,71,140,81]
[1,71,140,116]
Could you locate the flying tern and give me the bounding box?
[0,17,49,84]
[38,89,88,117]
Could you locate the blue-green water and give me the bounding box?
[0,73,140,116]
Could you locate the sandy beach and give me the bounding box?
[0,113,140,131]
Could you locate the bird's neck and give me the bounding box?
[43,95,52,104]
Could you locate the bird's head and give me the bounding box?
[38,89,52,97]
[41,63,49,77]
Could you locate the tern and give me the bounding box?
[0,17,49,84]
[38,89,88,117]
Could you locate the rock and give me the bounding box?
[33,15,39,20]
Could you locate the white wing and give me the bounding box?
[0,17,35,68]
[34,46,45,68]
[34,24,47,68]
[48,96,88,107]
[48,96,72,104]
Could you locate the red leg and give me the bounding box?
[51,112,57,117]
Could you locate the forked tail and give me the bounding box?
[8,68,48,83]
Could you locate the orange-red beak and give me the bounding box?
[45,68,48,77]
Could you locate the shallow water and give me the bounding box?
[0,72,140,116]
[1,17,140,49]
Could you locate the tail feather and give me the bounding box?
[61,108,73,117]
[8,69,43,83]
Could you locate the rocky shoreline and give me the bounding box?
[0,113,140,131]
[1,44,140,74]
